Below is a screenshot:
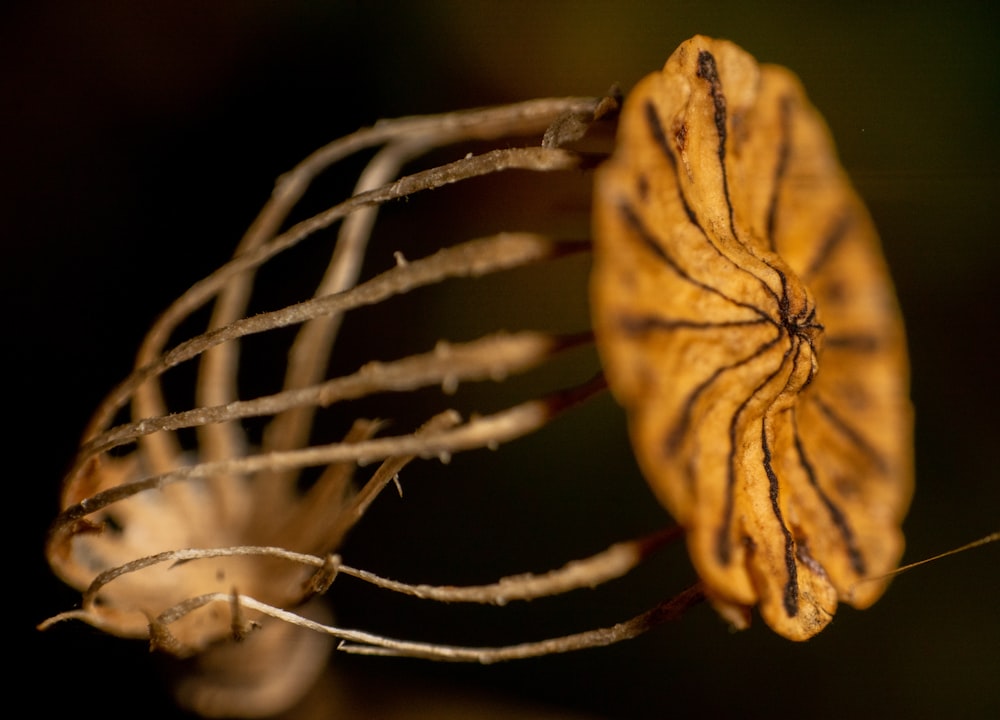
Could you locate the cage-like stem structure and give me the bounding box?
[43,94,698,717]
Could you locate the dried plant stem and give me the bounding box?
[846,530,1000,600]
[310,410,464,553]
[72,233,587,474]
[124,97,601,471]
[338,526,682,604]
[52,526,679,618]
[87,143,592,451]
[51,374,607,538]
[261,138,433,465]
[336,584,706,663]
[80,331,584,464]
[114,583,706,664]
[275,418,382,555]
[46,94,656,693]
[43,528,694,662]
[190,138,433,480]
[251,138,441,536]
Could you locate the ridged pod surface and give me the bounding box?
[592,35,913,639]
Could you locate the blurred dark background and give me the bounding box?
[8,2,998,718]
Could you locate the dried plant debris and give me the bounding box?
[592,35,912,639]
[42,33,912,719]
[42,96,626,716]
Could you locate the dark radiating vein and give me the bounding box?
[761,416,800,617]
[692,51,783,309]
[716,335,797,565]
[636,172,650,202]
[809,395,887,473]
[643,97,783,316]
[617,314,769,336]
[791,411,866,575]
[696,50,737,240]
[643,100,699,225]
[765,95,794,252]
[668,327,784,456]
[774,266,791,323]
[787,306,822,391]
[802,212,853,282]
[618,201,772,321]
[794,304,819,325]
[757,341,821,618]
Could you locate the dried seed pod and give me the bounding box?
[592,35,913,639]
[41,96,619,715]
[41,34,920,720]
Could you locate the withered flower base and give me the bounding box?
[42,92,701,717]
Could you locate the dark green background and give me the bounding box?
[9,2,997,718]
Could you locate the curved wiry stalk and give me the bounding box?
[77,145,592,474]
[42,530,698,665]
[123,583,706,664]
[41,526,681,618]
[71,235,588,469]
[335,584,706,663]
[40,90,715,719]
[50,374,609,537]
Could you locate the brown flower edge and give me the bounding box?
[592,35,913,639]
